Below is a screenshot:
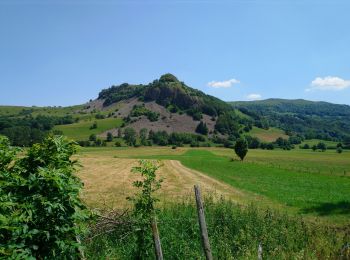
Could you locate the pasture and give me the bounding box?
[55,117,123,140]
[78,146,350,225]
[248,126,288,142]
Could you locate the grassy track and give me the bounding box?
[54,117,123,140]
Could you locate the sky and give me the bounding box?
[0,0,350,106]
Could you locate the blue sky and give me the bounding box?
[1,0,350,106]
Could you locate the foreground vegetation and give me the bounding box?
[85,198,349,259]
[2,137,349,258]
[82,157,349,259]
[0,136,88,258]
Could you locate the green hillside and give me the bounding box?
[230,98,350,142]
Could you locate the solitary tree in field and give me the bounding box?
[234,138,248,161]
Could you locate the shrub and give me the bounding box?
[0,135,89,259]
[139,128,148,146]
[317,142,327,152]
[95,114,105,119]
[124,127,137,146]
[78,140,91,147]
[90,121,98,129]
[245,135,260,149]
[301,143,310,149]
[127,160,162,259]
[190,141,199,147]
[195,121,208,135]
[130,105,159,122]
[106,132,113,142]
[89,133,97,142]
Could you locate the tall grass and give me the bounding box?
[84,197,348,259]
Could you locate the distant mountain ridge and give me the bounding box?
[232,98,350,116]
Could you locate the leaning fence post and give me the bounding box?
[194,185,213,260]
[151,216,163,260]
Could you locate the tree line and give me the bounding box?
[0,114,76,146]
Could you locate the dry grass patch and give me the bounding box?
[77,154,244,209]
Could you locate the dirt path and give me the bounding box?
[78,156,244,209]
[165,160,244,199]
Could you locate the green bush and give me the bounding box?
[130,105,159,122]
[127,160,163,259]
[0,135,89,259]
[195,121,208,135]
[106,132,113,142]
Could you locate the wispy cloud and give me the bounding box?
[247,93,262,100]
[306,76,350,91]
[207,78,240,88]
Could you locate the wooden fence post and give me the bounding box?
[151,216,163,260]
[194,185,213,260]
[258,243,263,260]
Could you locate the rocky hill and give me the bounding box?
[84,73,247,137]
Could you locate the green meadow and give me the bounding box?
[55,117,123,140]
[248,126,288,142]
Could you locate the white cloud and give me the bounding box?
[306,76,350,91]
[247,93,262,100]
[207,78,240,88]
